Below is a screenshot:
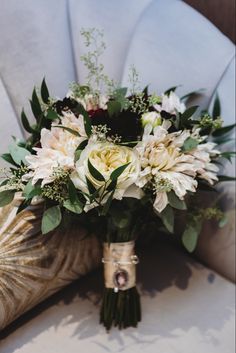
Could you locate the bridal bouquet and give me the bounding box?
[0,29,235,330]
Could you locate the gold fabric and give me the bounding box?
[0,197,102,330]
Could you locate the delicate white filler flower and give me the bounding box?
[71,141,140,210]
[24,114,87,186]
[135,124,197,212]
[155,91,186,115]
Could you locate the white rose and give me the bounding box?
[141,111,162,127]
[71,141,141,209]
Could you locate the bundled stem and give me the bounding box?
[100,287,141,331]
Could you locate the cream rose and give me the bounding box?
[71,141,141,209]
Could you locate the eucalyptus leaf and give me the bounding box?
[9,142,30,165]
[160,205,174,233]
[0,190,14,207]
[181,137,199,152]
[63,199,83,214]
[23,180,34,198]
[168,191,187,210]
[182,225,199,252]
[41,206,62,234]
[219,215,228,228]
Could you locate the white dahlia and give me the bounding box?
[24,113,86,186]
[135,124,197,213]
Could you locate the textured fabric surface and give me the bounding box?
[0,197,102,331]
[0,241,235,353]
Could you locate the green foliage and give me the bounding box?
[168,191,187,210]
[46,109,58,120]
[9,141,30,166]
[182,221,202,252]
[0,190,14,207]
[180,106,198,128]
[212,123,236,137]
[181,137,199,152]
[110,163,130,181]
[159,205,174,233]
[107,100,122,117]
[88,159,105,182]
[41,205,62,234]
[41,78,50,104]
[212,94,221,118]
[63,199,83,214]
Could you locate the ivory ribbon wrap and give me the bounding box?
[0,196,102,331]
[103,241,137,291]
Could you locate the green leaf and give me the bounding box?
[54,125,80,136]
[41,206,62,234]
[68,179,78,203]
[181,89,205,101]
[88,159,105,182]
[110,163,130,181]
[9,142,30,165]
[181,106,198,123]
[23,180,41,200]
[160,205,174,233]
[164,86,179,95]
[41,78,49,104]
[106,179,117,192]
[114,87,128,97]
[1,153,18,167]
[23,180,34,198]
[220,151,236,163]
[21,110,34,133]
[182,225,200,252]
[85,176,97,194]
[168,191,187,210]
[212,94,221,118]
[30,88,42,121]
[219,215,228,228]
[217,175,236,182]
[0,190,14,207]
[63,199,83,214]
[212,123,236,137]
[181,137,199,152]
[107,100,121,117]
[46,109,58,120]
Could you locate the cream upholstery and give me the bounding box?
[0,0,235,351]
